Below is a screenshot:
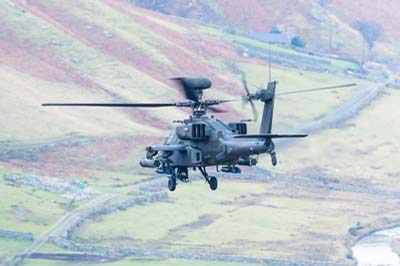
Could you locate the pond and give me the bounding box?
[353,227,400,266]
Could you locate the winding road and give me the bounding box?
[11,193,115,266]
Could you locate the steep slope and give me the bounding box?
[0,0,360,145]
[0,0,364,181]
[0,0,239,143]
[131,0,400,67]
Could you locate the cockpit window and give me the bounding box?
[215,119,233,131]
[164,132,177,145]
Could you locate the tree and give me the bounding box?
[269,27,282,34]
[354,20,382,49]
[291,36,306,48]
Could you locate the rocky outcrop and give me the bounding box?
[4,174,97,200]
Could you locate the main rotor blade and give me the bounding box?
[277,83,357,96]
[208,106,227,113]
[42,103,178,108]
[205,99,241,106]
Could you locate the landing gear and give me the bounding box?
[199,167,218,191]
[271,152,277,166]
[267,141,277,167]
[209,176,218,191]
[167,168,189,192]
[168,174,177,192]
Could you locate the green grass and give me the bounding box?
[24,259,67,266]
[24,257,260,266]
[106,257,261,266]
[0,238,30,260]
[76,180,267,241]
[68,0,174,66]
[278,89,400,188]
[224,33,360,72]
[72,178,396,261]
[0,1,181,143]
[0,176,69,235]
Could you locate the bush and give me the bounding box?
[269,27,282,34]
[291,36,306,48]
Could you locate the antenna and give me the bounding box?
[268,42,272,82]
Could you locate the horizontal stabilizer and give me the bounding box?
[234,133,308,139]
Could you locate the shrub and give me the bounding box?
[291,36,306,48]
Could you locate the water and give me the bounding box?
[353,227,400,266]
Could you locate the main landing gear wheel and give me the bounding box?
[168,175,177,192]
[209,176,218,191]
[199,167,218,191]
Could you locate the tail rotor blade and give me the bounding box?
[250,101,258,122]
[241,73,251,96]
[240,72,259,121]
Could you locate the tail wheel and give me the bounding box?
[168,175,177,192]
[209,176,218,191]
[271,153,277,166]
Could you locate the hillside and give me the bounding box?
[0,0,363,145]
[0,1,397,266]
[131,0,400,69]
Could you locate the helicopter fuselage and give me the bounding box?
[42,76,313,191]
[140,115,271,171]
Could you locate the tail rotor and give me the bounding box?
[241,73,259,122]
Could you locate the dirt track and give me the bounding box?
[10,193,115,266]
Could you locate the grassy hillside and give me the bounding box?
[0,0,365,146]
[132,0,400,68]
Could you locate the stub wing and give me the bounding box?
[234,133,308,139]
[147,145,187,152]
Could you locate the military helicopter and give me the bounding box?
[43,76,355,191]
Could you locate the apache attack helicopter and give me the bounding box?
[43,76,355,191]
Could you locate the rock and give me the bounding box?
[3,174,97,200]
[103,30,113,38]
[51,40,63,46]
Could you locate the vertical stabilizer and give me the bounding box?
[259,81,276,134]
